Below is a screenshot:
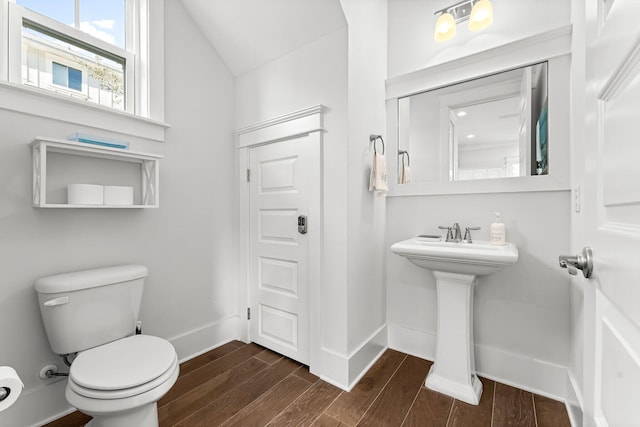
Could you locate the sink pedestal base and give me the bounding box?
[425,271,483,405]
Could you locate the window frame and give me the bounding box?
[0,0,167,141]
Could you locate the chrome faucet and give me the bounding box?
[452,223,462,242]
[439,223,480,243]
[439,223,463,242]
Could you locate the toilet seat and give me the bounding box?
[69,335,177,400]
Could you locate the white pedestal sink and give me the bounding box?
[391,236,518,405]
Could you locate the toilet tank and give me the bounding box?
[35,265,148,355]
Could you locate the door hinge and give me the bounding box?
[247,307,251,320]
[246,169,250,182]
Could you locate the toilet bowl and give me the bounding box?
[34,265,179,427]
[65,335,179,427]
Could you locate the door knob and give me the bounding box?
[559,247,593,278]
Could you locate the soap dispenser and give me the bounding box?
[490,212,506,246]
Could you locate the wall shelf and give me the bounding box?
[31,137,163,208]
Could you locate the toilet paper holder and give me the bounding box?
[0,386,9,402]
[0,366,24,412]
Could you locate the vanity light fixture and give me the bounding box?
[434,0,494,42]
[469,0,494,31]
[434,11,456,42]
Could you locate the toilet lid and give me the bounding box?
[70,335,177,391]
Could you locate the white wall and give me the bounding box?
[458,144,519,171]
[386,0,573,400]
[388,0,571,79]
[0,1,237,424]
[340,0,388,385]
[406,94,441,182]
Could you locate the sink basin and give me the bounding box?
[391,235,518,405]
[390,237,518,275]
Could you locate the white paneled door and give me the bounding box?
[584,0,640,424]
[248,135,319,365]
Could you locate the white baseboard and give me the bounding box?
[2,316,241,427]
[169,315,240,363]
[388,322,569,402]
[348,325,388,388]
[388,323,436,361]
[319,324,388,391]
[319,348,349,390]
[475,344,567,401]
[565,370,584,427]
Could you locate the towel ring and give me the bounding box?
[370,134,385,154]
[398,150,410,166]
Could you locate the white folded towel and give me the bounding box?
[400,162,412,184]
[369,152,389,192]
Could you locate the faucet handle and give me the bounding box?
[438,226,454,242]
[463,226,481,243]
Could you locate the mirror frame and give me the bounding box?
[385,25,572,196]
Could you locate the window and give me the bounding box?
[1,0,153,117]
[20,21,127,108]
[8,0,132,112]
[16,0,126,49]
[52,62,82,91]
[0,0,166,140]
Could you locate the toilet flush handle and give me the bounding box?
[43,296,70,307]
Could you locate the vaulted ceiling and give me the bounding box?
[179,0,346,76]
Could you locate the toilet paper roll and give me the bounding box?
[0,367,23,412]
[103,185,134,205]
[67,184,104,205]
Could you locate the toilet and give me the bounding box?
[35,265,179,427]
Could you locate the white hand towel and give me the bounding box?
[369,152,388,192]
[400,163,412,184]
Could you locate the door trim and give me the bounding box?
[236,105,324,374]
[236,105,325,147]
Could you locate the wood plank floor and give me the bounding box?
[45,341,571,427]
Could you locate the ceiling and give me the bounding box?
[454,97,520,150]
[179,0,347,76]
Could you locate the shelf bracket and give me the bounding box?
[32,143,46,206]
[142,160,158,206]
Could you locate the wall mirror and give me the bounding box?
[398,63,548,183]
[385,26,572,196]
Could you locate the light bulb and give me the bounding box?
[434,12,456,42]
[469,0,493,31]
